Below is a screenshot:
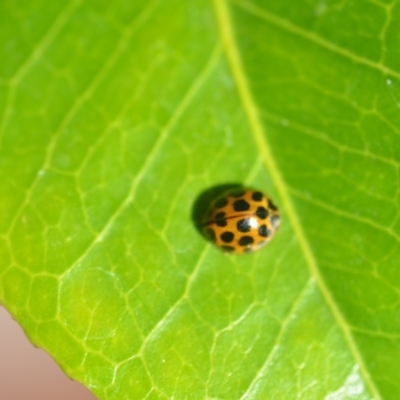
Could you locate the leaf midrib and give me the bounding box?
[212,0,382,398]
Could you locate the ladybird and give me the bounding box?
[202,188,280,254]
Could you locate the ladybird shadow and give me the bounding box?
[191,183,244,237]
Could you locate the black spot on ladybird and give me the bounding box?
[233,199,250,212]
[216,219,228,227]
[268,198,278,211]
[258,225,270,237]
[237,218,252,233]
[256,206,269,219]
[238,236,254,246]
[252,191,263,201]
[221,231,235,243]
[214,211,226,221]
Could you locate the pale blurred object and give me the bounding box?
[0,307,97,400]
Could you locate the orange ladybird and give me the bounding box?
[202,188,280,254]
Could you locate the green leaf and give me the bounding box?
[1,0,399,398]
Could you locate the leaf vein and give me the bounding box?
[232,0,400,79]
[240,279,315,399]
[259,109,400,169]
[213,0,383,398]
[5,0,161,237]
[290,186,400,241]
[59,43,221,281]
[0,0,82,145]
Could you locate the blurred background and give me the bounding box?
[0,306,97,400]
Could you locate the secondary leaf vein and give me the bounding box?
[5,0,161,237]
[60,43,222,280]
[0,0,82,146]
[232,0,400,80]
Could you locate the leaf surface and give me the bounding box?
[1,0,399,398]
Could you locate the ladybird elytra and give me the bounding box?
[202,188,280,254]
